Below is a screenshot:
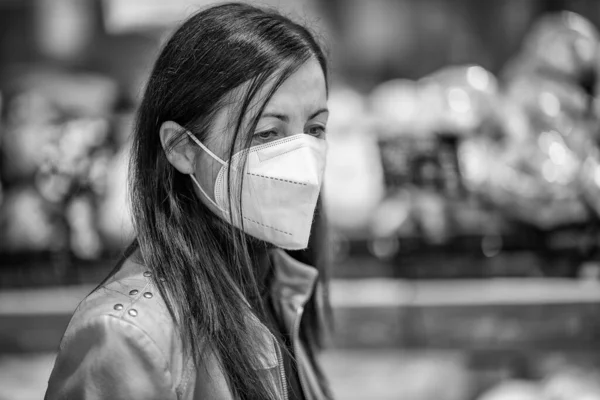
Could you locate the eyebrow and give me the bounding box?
[261,108,329,122]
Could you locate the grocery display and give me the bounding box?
[2,10,600,281]
[0,69,134,276]
[322,11,600,279]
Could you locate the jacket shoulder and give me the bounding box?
[46,313,177,400]
[67,258,175,347]
[59,258,191,388]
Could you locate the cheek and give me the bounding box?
[195,151,222,196]
[197,128,236,194]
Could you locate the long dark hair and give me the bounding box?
[126,3,330,399]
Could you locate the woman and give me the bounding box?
[45,3,332,399]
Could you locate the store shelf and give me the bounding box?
[1,278,599,353]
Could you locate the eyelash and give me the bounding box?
[255,130,280,140]
[307,125,326,136]
[254,125,326,140]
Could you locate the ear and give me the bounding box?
[159,121,196,174]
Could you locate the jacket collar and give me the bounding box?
[125,247,319,305]
[268,248,319,310]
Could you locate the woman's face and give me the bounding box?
[193,58,329,214]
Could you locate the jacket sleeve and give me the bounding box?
[45,314,176,400]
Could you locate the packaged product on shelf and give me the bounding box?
[419,64,498,136]
[579,147,600,216]
[507,11,599,93]
[369,79,427,193]
[97,143,135,249]
[504,73,589,128]
[477,380,541,400]
[541,366,600,400]
[0,186,66,252]
[322,86,385,235]
[1,93,61,182]
[66,195,102,259]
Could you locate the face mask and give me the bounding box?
[186,132,327,250]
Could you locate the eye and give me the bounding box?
[307,125,326,137]
[255,130,279,140]
[253,129,283,144]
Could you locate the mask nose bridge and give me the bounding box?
[255,138,307,163]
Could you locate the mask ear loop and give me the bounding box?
[185,131,228,212]
[185,131,227,166]
[189,173,222,210]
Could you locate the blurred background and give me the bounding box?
[2,0,600,399]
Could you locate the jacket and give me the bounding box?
[45,248,326,400]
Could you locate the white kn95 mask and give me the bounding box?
[186,131,327,250]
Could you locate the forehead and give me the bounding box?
[263,58,327,112]
[206,59,326,151]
